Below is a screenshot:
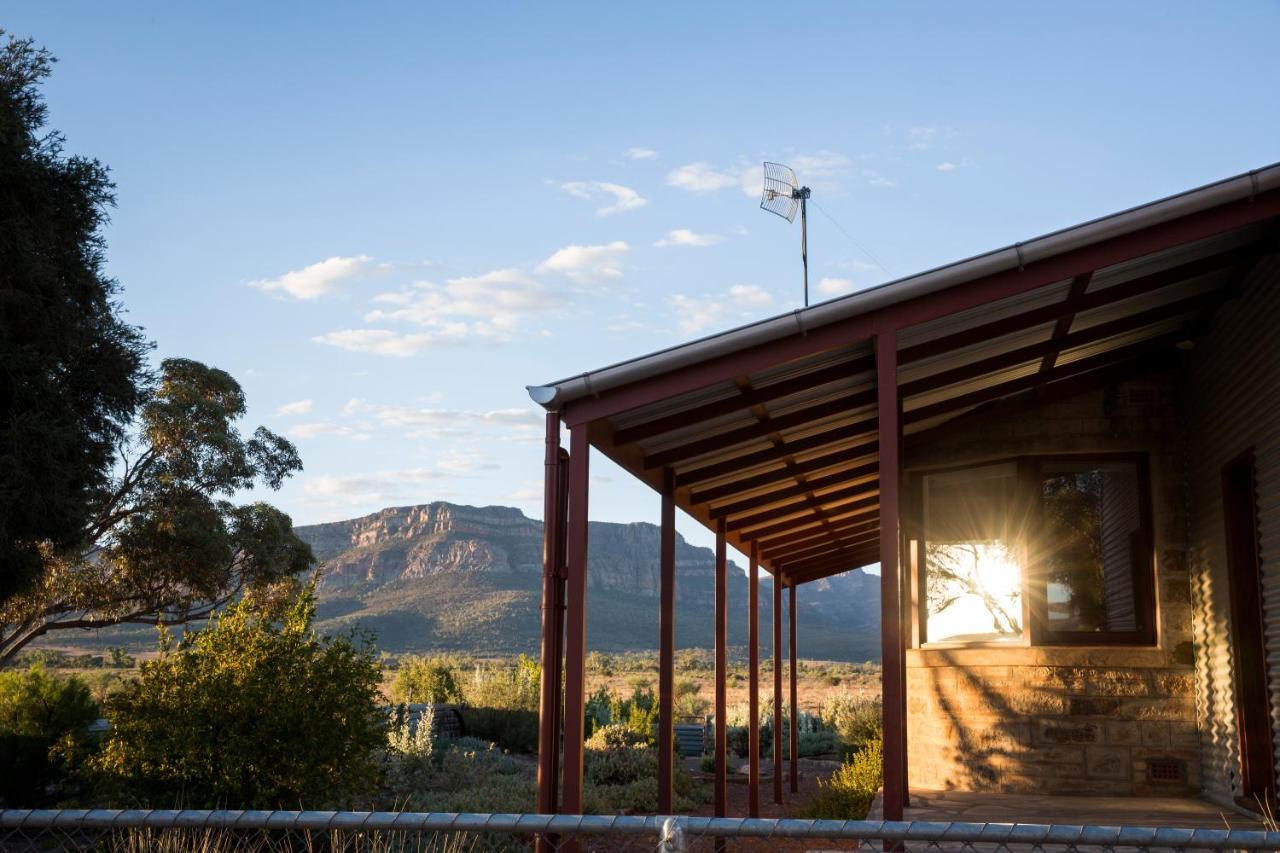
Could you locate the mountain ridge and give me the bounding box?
[295,501,882,661]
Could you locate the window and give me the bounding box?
[917,454,1155,647]
[922,464,1026,643]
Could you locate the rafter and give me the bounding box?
[612,356,874,445]
[675,426,878,488]
[765,529,880,564]
[708,461,879,520]
[689,443,878,504]
[731,490,879,535]
[758,515,881,553]
[900,288,1222,400]
[644,393,876,469]
[903,332,1184,426]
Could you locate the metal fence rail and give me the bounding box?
[4,809,1280,852]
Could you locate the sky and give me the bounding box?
[8,2,1280,559]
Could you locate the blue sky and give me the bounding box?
[9,2,1280,556]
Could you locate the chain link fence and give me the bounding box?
[4,810,1280,853]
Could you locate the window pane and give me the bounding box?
[923,464,1024,643]
[1041,461,1142,633]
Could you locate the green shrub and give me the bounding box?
[458,705,539,754]
[95,583,385,808]
[795,737,883,820]
[463,655,540,711]
[0,665,99,806]
[799,729,842,757]
[821,695,883,753]
[391,656,462,704]
[586,723,647,750]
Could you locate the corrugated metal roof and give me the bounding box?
[548,167,1280,585]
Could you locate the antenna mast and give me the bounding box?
[760,162,813,306]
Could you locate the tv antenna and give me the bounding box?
[760,162,812,306]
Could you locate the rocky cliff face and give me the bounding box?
[298,501,722,594]
[293,501,880,660]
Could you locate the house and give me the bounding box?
[524,163,1280,820]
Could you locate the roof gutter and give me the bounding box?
[527,163,1280,411]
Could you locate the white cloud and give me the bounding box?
[665,162,741,193]
[818,277,856,296]
[276,399,313,417]
[437,448,501,475]
[728,284,774,308]
[907,126,939,150]
[670,285,775,335]
[862,169,897,188]
[313,329,457,357]
[289,421,371,441]
[342,400,542,440]
[624,147,659,160]
[536,241,629,283]
[364,268,557,342]
[559,181,648,216]
[303,468,453,505]
[936,162,958,172]
[250,254,372,300]
[654,228,722,248]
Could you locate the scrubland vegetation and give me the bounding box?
[4,579,883,818]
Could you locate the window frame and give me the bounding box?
[911,452,1157,649]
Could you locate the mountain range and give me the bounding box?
[295,502,882,662]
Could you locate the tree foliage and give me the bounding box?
[0,358,313,663]
[0,665,99,806]
[95,582,386,808]
[0,32,149,602]
[391,655,463,704]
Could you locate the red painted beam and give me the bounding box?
[644,394,877,470]
[708,460,880,520]
[877,332,905,823]
[772,572,783,805]
[757,514,880,551]
[900,288,1223,400]
[560,425,591,815]
[786,550,881,585]
[675,425,879,488]
[766,530,881,564]
[612,356,875,445]
[897,239,1264,365]
[536,414,565,838]
[1038,273,1093,374]
[714,518,728,820]
[561,196,1280,429]
[748,541,761,818]
[903,332,1183,426]
[729,488,880,533]
[737,494,881,541]
[645,389,875,468]
[657,467,676,814]
[788,583,799,794]
[689,442,879,505]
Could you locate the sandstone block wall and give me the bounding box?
[904,377,1199,796]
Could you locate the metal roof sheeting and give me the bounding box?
[543,165,1280,583]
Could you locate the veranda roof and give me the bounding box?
[527,163,1280,586]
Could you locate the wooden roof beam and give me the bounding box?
[675,425,878,489]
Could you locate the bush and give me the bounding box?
[584,738,705,814]
[799,729,842,757]
[463,655,540,711]
[391,655,462,704]
[458,705,539,754]
[95,582,385,808]
[586,723,648,750]
[0,665,99,806]
[795,737,883,820]
[821,695,883,753]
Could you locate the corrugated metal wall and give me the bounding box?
[1186,255,1280,806]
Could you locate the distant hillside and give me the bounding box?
[295,502,882,662]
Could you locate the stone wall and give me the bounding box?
[904,374,1200,796]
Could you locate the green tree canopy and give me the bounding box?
[0,33,149,602]
[0,358,313,663]
[95,582,385,808]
